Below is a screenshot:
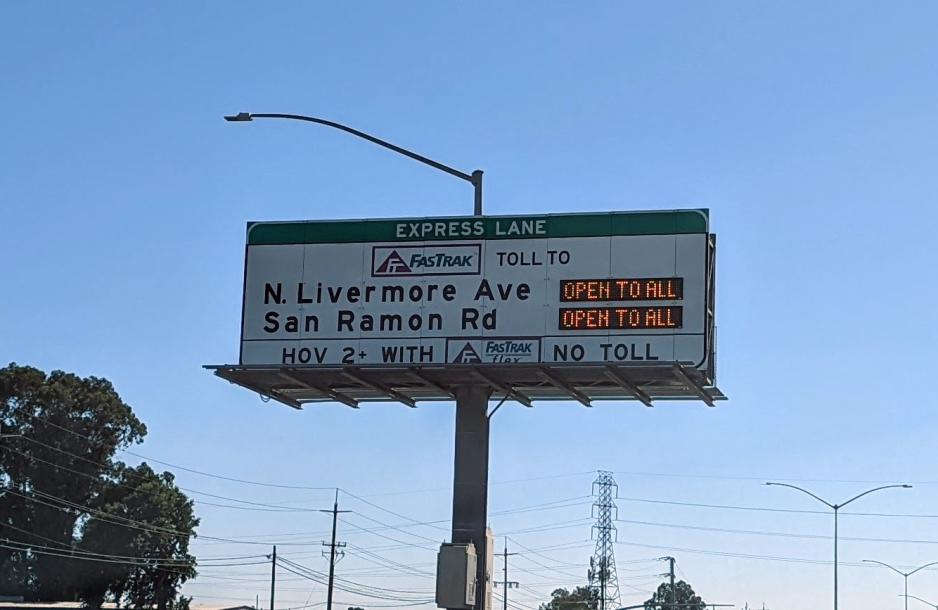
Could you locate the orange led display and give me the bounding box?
[560,278,683,302]
[559,306,683,330]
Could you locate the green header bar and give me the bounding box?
[247,209,709,246]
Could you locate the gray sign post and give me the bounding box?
[451,385,493,610]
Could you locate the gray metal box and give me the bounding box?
[436,542,477,609]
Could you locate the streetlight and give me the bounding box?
[864,560,938,610]
[223,112,485,215]
[764,482,911,610]
[225,110,491,610]
[903,594,938,610]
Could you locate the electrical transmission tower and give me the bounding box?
[589,471,620,610]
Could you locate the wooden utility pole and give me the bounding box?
[658,556,676,609]
[496,539,518,610]
[269,545,277,610]
[321,490,349,610]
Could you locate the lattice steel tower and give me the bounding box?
[589,471,620,610]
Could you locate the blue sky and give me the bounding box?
[2,2,938,609]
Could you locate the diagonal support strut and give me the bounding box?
[407,367,455,400]
[603,365,653,407]
[471,368,532,407]
[342,368,416,407]
[671,365,715,407]
[277,371,359,409]
[538,367,591,407]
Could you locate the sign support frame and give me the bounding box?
[451,384,493,610]
[452,192,492,610]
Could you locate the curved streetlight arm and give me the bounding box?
[224,112,484,214]
[863,559,907,577]
[840,484,912,509]
[764,482,835,509]
[907,560,938,577]
[903,594,938,609]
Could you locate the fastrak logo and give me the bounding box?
[374,250,412,274]
[372,244,481,277]
[451,342,482,364]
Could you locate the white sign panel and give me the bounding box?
[239,210,714,372]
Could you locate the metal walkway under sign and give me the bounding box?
[204,362,725,409]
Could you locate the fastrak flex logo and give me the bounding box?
[482,339,539,363]
[372,244,481,277]
[446,338,541,364]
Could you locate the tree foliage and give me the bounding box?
[644,580,706,610]
[0,363,198,606]
[539,587,599,610]
[78,463,198,609]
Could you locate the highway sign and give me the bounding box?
[209,209,722,406]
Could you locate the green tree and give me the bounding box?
[539,587,599,610]
[644,580,705,610]
[0,363,197,607]
[1,363,146,600]
[77,463,199,609]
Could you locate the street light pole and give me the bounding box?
[223,112,484,215]
[226,110,491,610]
[863,560,938,610]
[764,482,911,610]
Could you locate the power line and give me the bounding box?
[510,537,590,570]
[5,402,334,491]
[340,488,449,533]
[193,495,592,543]
[7,482,457,556]
[345,543,435,578]
[616,495,938,519]
[613,540,938,569]
[492,590,538,610]
[18,405,937,526]
[363,472,595,498]
[9,405,934,501]
[2,486,313,547]
[6,439,328,512]
[184,489,938,551]
[0,537,199,566]
[277,556,435,602]
[510,544,584,580]
[0,521,256,563]
[614,469,938,486]
[615,516,938,545]
[340,516,439,552]
[0,540,260,568]
[502,518,594,536]
[340,511,442,545]
[4,486,198,538]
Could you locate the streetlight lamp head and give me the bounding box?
[224,112,253,122]
[902,484,913,488]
